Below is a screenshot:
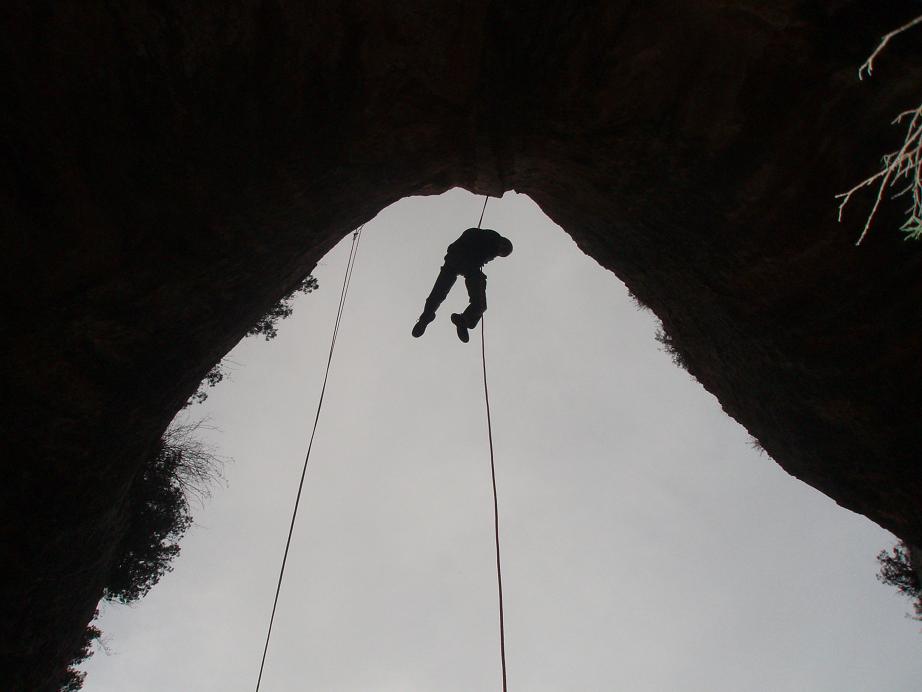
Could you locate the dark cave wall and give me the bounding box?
[2,1,921,688]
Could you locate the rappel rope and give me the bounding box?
[478,195,489,230]
[482,314,508,692]
[477,195,509,692]
[255,226,363,692]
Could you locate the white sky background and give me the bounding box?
[83,190,921,691]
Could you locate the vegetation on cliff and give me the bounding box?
[63,277,317,689]
[187,275,319,406]
[63,424,224,690]
[876,542,922,620]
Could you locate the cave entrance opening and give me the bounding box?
[83,190,922,691]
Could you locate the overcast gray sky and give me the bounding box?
[83,190,921,691]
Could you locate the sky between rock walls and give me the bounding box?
[82,189,922,692]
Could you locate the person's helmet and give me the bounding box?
[498,238,513,257]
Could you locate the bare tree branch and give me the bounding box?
[859,14,922,80]
[838,14,922,244]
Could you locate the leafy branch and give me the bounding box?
[187,274,318,406]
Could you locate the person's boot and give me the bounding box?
[450,313,470,343]
[412,311,435,338]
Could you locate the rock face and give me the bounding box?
[2,1,921,688]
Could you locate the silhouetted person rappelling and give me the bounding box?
[412,227,513,343]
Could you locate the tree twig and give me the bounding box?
[859,14,922,80]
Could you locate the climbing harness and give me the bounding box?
[255,194,508,691]
[255,226,363,692]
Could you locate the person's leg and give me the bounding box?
[424,265,458,317]
[450,312,470,343]
[461,270,487,328]
[413,265,457,337]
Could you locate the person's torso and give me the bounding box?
[445,228,503,271]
